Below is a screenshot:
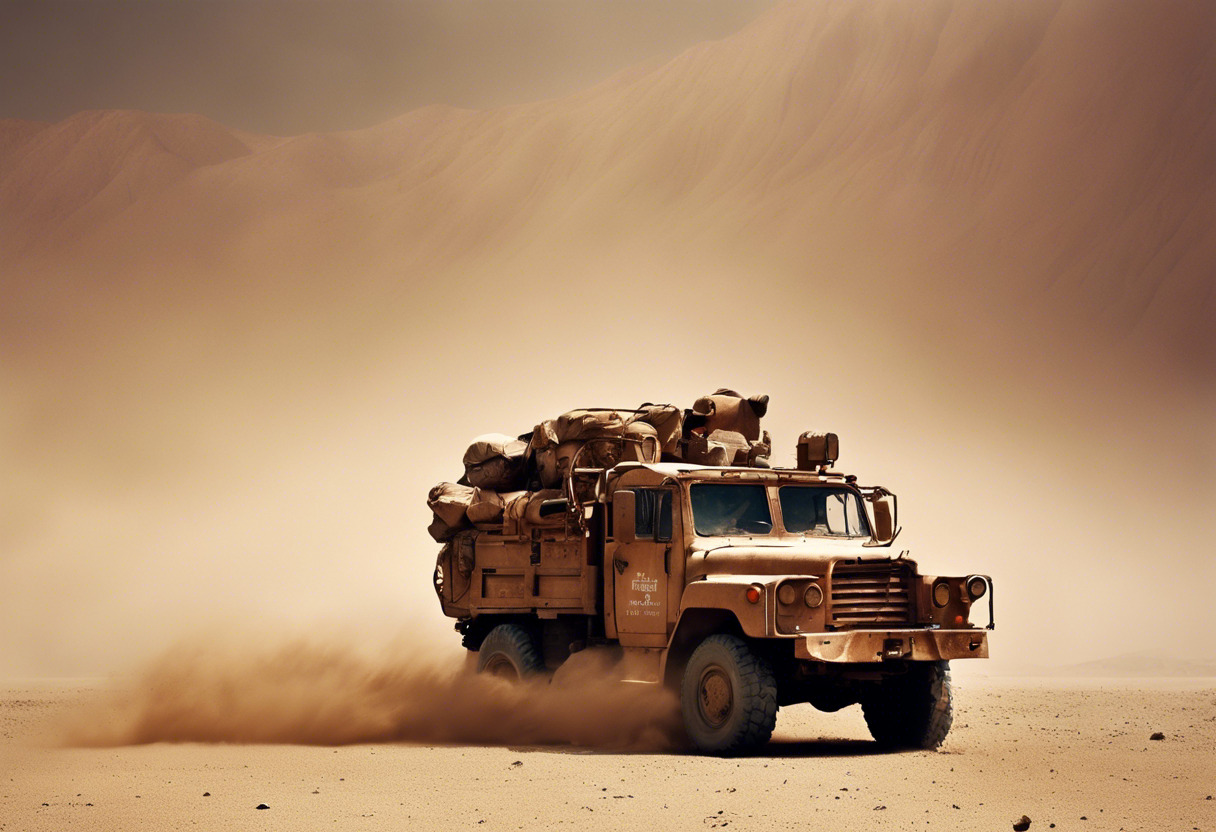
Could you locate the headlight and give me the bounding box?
[966,576,988,600]
[804,583,823,608]
[777,583,797,605]
[933,581,951,607]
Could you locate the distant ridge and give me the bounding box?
[2,0,1213,358]
[1035,652,1216,679]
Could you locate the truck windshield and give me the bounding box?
[689,483,773,536]
[778,486,870,537]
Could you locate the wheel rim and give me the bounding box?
[482,654,519,681]
[697,666,734,728]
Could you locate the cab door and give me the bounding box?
[612,488,673,638]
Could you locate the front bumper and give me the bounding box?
[794,628,989,663]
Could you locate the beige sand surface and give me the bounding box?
[3,677,1212,832]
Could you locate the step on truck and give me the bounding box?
[430,393,993,754]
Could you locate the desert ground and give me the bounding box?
[2,674,1213,832]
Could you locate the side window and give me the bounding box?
[657,491,672,541]
[635,489,673,542]
[824,493,846,533]
[845,493,865,536]
[824,492,869,536]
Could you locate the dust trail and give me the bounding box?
[59,636,682,751]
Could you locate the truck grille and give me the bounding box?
[829,561,912,626]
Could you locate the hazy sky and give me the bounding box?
[0,0,777,134]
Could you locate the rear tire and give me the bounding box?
[680,634,778,755]
[862,661,953,749]
[476,624,544,681]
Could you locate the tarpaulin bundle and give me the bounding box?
[635,404,684,455]
[427,482,474,542]
[428,482,473,525]
[688,389,769,441]
[684,390,771,467]
[462,433,528,491]
[501,489,567,535]
[530,410,660,488]
[466,488,527,525]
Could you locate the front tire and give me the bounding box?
[680,634,777,755]
[476,623,544,681]
[861,661,953,749]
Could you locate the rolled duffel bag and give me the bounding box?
[552,409,626,443]
[427,482,474,527]
[523,489,569,526]
[502,489,567,534]
[466,488,527,525]
[532,411,630,485]
[690,389,769,441]
[636,404,683,455]
[463,433,528,490]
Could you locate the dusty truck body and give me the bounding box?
[432,413,993,754]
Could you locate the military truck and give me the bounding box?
[430,395,992,754]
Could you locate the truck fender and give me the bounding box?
[661,607,747,689]
[677,579,771,637]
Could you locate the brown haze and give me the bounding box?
[1,0,1214,709]
[0,0,779,134]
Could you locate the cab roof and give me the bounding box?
[607,461,853,484]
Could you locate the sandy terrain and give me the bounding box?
[2,675,1212,832]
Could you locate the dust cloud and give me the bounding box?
[62,636,680,750]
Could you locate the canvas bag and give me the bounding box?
[463,433,528,490]
[427,482,474,527]
[467,488,527,525]
[636,404,683,455]
[689,389,769,441]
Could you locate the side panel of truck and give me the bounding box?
[467,532,599,615]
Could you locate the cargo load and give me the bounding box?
[428,392,773,539]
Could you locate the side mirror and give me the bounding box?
[613,490,636,542]
[869,492,897,544]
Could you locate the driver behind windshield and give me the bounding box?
[780,491,822,533]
